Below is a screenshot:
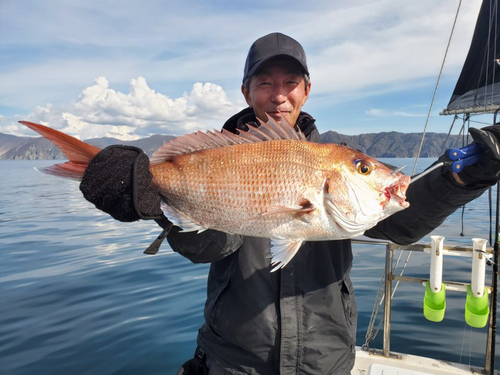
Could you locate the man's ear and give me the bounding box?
[241,83,253,107]
[302,81,311,106]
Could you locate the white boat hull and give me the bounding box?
[352,346,496,374]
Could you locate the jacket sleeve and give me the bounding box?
[308,128,321,143]
[365,167,488,245]
[167,226,243,263]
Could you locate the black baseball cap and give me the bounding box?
[243,32,309,82]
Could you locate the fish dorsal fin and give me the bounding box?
[150,115,306,165]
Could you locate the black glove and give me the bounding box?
[80,145,164,222]
[457,125,500,186]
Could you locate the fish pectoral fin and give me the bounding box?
[269,239,304,272]
[262,199,315,218]
[160,202,206,233]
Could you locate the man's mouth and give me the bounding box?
[267,110,291,120]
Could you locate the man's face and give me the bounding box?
[242,57,311,127]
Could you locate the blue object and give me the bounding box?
[446,143,483,160]
[446,143,484,172]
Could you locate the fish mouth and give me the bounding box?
[383,175,410,209]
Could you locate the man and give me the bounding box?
[80,33,500,374]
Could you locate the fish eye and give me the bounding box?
[356,161,372,175]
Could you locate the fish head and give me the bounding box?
[324,148,410,237]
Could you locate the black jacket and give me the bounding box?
[167,108,487,374]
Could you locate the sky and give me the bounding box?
[0,0,485,140]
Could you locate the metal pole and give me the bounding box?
[383,245,393,357]
[485,183,499,374]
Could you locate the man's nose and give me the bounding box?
[271,85,287,103]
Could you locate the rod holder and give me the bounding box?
[423,236,446,322]
[429,236,444,292]
[471,238,488,297]
[465,238,490,328]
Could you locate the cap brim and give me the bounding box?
[243,55,309,82]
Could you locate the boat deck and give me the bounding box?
[352,346,497,374]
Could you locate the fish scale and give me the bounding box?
[151,140,326,237]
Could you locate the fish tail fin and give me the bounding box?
[19,121,101,180]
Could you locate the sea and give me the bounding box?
[1,158,499,374]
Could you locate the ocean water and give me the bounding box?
[0,159,498,374]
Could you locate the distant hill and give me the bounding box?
[0,133,175,160]
[0,133,32,158]
[319,131,459,158]
[0,130,458,160]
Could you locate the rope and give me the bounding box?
[363,0,464,349]
[363,271,386,348]
[491,0,498,106]
[484,0,497,107]
[442,115,458,150]
[396,0,464,299]
[413,0,463,175]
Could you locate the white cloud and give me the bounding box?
[0,0,485,136]
[366,108,426,118]
[8,77,243,140]
[306,1,481,97]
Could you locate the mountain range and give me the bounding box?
[0,130,459,160]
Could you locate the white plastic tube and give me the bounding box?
[430,235,445,293]
[471,238,488,298]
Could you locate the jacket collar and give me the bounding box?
[222,107,317,138]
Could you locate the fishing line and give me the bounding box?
[468,325,473,369]
[458,322,475,367]
[459,320,468,364]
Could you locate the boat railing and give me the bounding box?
[352,238,496,373]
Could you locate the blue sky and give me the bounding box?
[0,0,484,140]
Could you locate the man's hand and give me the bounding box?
[80,145,164,222]
[457,125,500,186]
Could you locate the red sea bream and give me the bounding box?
[21,119,410,271]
